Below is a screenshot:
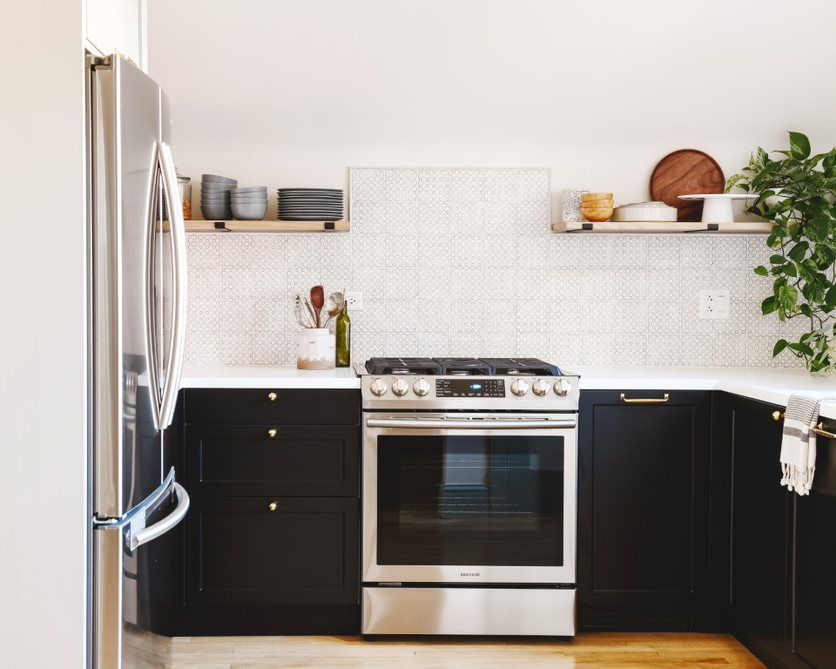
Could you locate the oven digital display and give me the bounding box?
[436,379,505,398]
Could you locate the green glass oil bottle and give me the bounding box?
[335,304,351,367]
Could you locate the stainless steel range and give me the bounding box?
[359,357,579,636]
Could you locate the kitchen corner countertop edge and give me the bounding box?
[572,366,836,421]
[180,365,836,420]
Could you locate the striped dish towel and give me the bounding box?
[780,394,836,495]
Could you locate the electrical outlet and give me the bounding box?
[699,289,729,319]
[344,290,363,311]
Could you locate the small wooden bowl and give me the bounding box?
[581,206,613,222]
[581,198,614,209]
[581,192,614,203]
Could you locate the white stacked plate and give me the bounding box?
[201,174,237,220]
[278,188,343,221]
[230,186,268,220]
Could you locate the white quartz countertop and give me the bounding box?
[572,366,836,420]
[180,365,836,420]
[181,365,361,389]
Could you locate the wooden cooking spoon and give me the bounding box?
[310,284,325,328]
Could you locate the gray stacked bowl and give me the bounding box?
[231,186,268,220]
[200,174,237,220]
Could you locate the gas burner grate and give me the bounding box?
[365,357,443,376]
[434,358,494,376]
[479,358,563,377]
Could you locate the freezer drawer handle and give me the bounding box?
[128,481,190,552]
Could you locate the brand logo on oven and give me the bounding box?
[460,572,480,577]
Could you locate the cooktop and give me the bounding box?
[364,357,563,377]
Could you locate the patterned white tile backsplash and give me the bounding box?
[185,167,803,369]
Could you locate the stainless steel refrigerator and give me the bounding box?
[87,53,189,669]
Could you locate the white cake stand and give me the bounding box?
[678,193,760,223]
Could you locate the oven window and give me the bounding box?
[377,435,564,566]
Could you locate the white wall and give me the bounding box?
[0,2,87,668]
[148,0,836,209]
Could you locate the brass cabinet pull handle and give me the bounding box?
[619,393,670,405]
[772,411,785,422]
[268,501,278,512]
[813,423,836,439]
[267,428,277,438]
[267,392,277,402]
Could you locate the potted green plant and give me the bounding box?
[726,131,836,374]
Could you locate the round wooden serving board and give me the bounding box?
[650,149,725,222]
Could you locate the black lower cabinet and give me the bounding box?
[726,395,793,667]
[578,390,710,631]
[179,496,359,635]
[154,388,361,636]
[711,393,793,667]
[711,393,836,669]
[794,426,836,669]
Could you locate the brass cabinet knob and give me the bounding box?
[268,392,277,402]
[772,411,784,422]
[268,502,277,512]
[267,428,277,438]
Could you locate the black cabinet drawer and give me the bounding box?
[185,496,359,607]
[185,424,359,497]
[184,389,359,425]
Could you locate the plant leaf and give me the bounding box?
[772,339,788,357]
[807,214,831,242]
[761,295,778,315]
[787,241,809,262]
[826,284,836,310]
[753,265,769,276]
[789,131,812,159]
[788,342,815,357]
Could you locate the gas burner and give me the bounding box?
[434,358,494,376]
[480,358,563,377]
[365,357,443,376]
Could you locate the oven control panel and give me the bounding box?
[436,378,505,398]
[361,374,580,411]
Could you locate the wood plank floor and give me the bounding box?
[124,631,765,669]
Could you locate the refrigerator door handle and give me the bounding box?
[143,156,163,429]
[128,481,189,551]
[156,141,187,430]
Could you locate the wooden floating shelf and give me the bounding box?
[185,220,349,233]
[554,221,774,234]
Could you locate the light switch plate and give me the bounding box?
[345,290,363,311]
[699,289,729,319]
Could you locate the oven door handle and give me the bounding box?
[365,417,576,430]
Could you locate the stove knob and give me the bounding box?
[413,378,430,397]
[392,377,409,397]
[532,379,551,396]
[370,378,388,396]
[510,379,530,396]
[553,378,572,397]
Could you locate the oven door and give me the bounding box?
[363,413,577,585]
